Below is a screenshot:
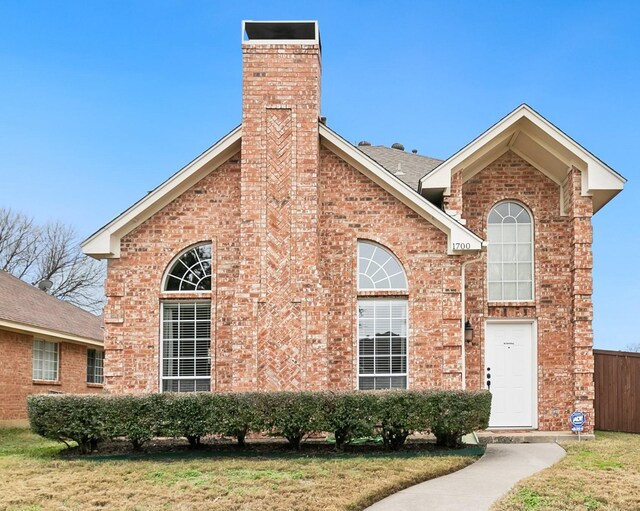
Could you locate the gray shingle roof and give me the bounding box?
[356,145,443,190]
[0,271,103,343]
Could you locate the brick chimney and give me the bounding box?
[233,21,327,391]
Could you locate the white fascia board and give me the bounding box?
[419,105,626,212]
[319,124,482,254]
[517,106,626,193]
[0,319,103,347]
[82,126,242,259]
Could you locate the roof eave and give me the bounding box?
[82,126,243,259]
[0,319,103,347]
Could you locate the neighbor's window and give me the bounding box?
[164,243,212,291]
[87,349,105,384]
[161,302,211,392]
[33,339,59,381]
[487,202,533,301]
[357,241,408,390]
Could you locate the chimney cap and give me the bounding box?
[243,21,319,45]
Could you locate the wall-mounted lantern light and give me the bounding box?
[464,320,474,342]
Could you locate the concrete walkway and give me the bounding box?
[366,443,566,511]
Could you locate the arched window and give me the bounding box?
[164,244,212,291]
[357,241,408,390]
[161,243,212,392]
[358,241,407,290]
[487,202,533,301]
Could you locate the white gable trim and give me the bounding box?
[419,105,626,213]
[319,124,483,254]
[83,123,482,259]
[82,126,242,258]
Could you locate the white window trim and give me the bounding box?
[356,298,409,390]
[32,339,59,382]
[486,201,535,303]
[159,301,212,392]
[357,240,409,293]
[161,242,213,293]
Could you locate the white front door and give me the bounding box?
[485,321,536,428]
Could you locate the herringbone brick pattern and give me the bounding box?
[258,109,304,390]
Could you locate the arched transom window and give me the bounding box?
[357,241,408,390]
[487,202,533,301]
[164,244,212,292]
[358,241,408,290]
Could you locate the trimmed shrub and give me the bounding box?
[215,392,264,447]
[27,388,491,453]
[105,394,165,450]
[324,391,377,450]
[261,391,327,450]
[27,394,108,453]
[427,390,492,447]
[160,392,218,448]
[375,390,429,450]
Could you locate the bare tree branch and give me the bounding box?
[624,342,640,353]
[0,208,105,313]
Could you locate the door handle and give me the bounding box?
[486,368,491,389]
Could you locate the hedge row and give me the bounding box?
[27,390,491,453]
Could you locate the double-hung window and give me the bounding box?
[87,349,105,384]
[33,339,59,381]
[161,243,212,392]
[357,241,408,390]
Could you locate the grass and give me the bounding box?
[493,431,640,511]
[0,428,478,511]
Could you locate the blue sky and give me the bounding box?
[0,1,638,350]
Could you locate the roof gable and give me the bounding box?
[419,104,626,213]
[83,123,483,259]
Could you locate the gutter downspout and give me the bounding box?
[461,253,484,390]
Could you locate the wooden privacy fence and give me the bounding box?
[594,349,640,434]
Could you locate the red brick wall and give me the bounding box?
[0,329,102,421]
[461,150,594,431]
[104,158,241,393]
[319,148,463,390]
[103,146,468,394]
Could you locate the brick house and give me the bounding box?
[82,21,625,432]
[0,271,104,423]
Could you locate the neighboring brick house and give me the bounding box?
[0,271,104,423]
[82,21,625,432]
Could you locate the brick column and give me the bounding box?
[566,167,595,432]
[233,37,327,390]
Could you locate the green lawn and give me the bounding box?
[493,431,640,511]
[0,428,479,511]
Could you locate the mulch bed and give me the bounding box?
[58,435,484,460]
